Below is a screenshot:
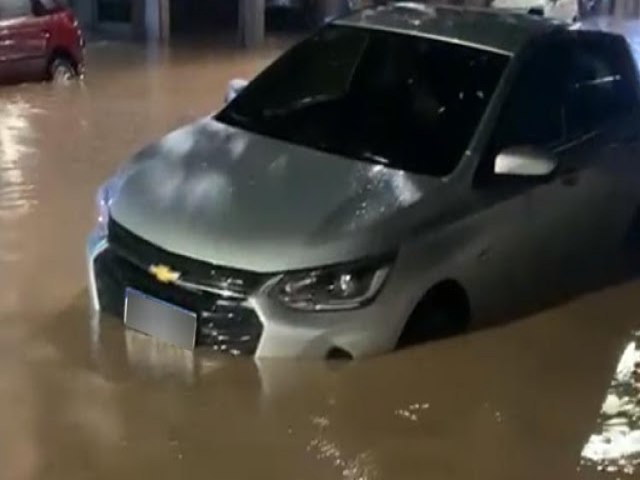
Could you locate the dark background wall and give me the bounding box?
[170,0,239,35]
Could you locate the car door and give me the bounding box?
[558,34,640,282]
[0,0,48,83]
[473,36,625,312]
[521,34,640,298]
[0,3,26,83]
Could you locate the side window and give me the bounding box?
[0,0,33,20]
[474,41,570,186]
[492,42,569,150]
[34,0,65,15]
[564,36,637,137]
[40,0,66,8]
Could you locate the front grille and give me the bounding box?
[94,247,263,355]
[108,218,265,298]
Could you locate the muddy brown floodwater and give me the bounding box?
[0,31,639,480]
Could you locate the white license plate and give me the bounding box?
[124,288,197,350]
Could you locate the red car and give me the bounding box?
[0,0,84,85]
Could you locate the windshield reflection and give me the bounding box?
[218,25,509,177]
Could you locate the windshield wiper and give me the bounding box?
[359,151,390,165]
[261,93,343,118]
[218,109,251,126]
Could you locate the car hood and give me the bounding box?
[110,118,440,272]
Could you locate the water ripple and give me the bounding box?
[581,330,640,475]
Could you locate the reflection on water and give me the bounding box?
[125,330,197,381]
[307,414,379,480]
[0,98,38,163]
[394,402,430,422]
[0,98,39,264]
[581,331,640,475]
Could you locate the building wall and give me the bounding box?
[170,0,238,34]
[69,0,94,29]
[71,0,640,42]
[74,0,228,40]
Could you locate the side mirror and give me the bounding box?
[494,146,558,177]
[224,78,248,104]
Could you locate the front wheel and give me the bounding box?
[397,286,470,348]
[49,57,77,84]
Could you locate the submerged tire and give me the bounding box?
[49,57,77,84]
[397,282,470,348]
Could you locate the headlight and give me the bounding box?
[272,256,393,311]
[95,176,122,235]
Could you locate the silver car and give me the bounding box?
[87,3,640,358]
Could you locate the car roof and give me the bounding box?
[335,2,568,55]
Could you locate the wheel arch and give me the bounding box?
[418,278,471,319]
[397,277,472,347]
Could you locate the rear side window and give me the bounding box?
[564,35,638,137]
[0,0,32,19]
[37,0,66,10]
[40,0,66,6]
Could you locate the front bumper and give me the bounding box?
[86,224,405,359]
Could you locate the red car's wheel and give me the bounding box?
[49,57,77,84]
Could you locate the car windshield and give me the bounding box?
[217,25,510,176]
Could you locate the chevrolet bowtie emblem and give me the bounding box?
[149,264,181,284]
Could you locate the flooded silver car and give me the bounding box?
[2,6,640,478]
[87,4,640,358]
